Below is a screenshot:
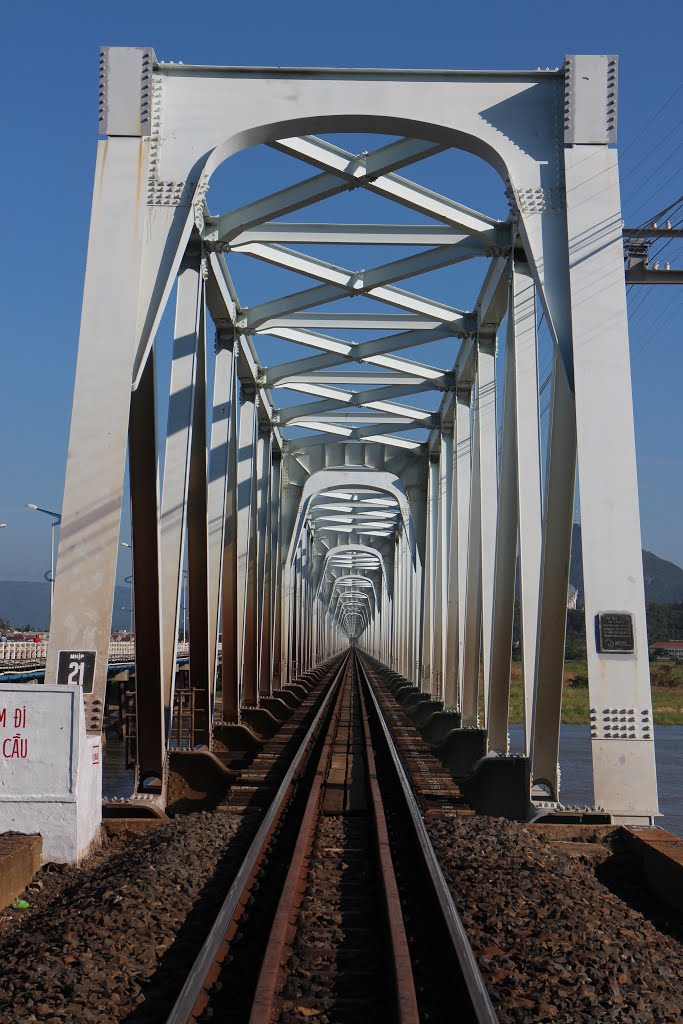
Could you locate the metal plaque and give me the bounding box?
[597,613,635,654]
[57,650,97,692]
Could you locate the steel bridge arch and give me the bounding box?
[318,544,389,647]
[25,52,659,865]
[128,65,568,386]
[285,468,418,569]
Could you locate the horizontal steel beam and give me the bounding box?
[158,62,561,78]
[256,313,452,330]
[289,411,431,423]
[625,267,683,284]
[230,223,509,248]
[274,372,435,386]
[623,228,683,238]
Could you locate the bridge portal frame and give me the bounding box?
[19,49,657,860]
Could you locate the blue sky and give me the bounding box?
[1,0,682,587]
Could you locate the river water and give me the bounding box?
[103,726,682,837]
[509,724,683,837]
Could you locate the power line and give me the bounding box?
[631,291,683,360]
[633,193,683,230]
[619,82,683,160]
[620,119,683,185]
[627,174,683,222]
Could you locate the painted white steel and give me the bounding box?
[159,253,202,727]
[564,145,658,821]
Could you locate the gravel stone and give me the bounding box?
[428,815,683,1024]
[0,812,251,1022]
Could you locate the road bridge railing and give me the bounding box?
[0,641,192,665]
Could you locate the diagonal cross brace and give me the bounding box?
[262,325,464,384]
[271,136,505,238]
[203,137,444,245]
[274,382,440,424]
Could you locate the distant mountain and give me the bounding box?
[1,528,682,630]
[0,581,131,632]
[569,525,683,605]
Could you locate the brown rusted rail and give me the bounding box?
[356,651,498,1024]
[166,652,350,1024]
[248,654,420,1024]
[168,649,497,1023]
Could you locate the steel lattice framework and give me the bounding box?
[2,49,659,862]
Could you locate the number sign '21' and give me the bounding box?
[56,651,96,692]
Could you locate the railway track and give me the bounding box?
[167,650,497,1024]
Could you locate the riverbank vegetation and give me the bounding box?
[507,659,683,725]
[505,603,683,724]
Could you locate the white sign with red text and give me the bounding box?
[0,686,76,798]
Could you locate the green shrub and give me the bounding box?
[654,664,681,689]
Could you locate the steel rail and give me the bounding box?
[356,652,499,1024]
[165,651,350,1024]
[356,665,421,1023]
[247,657,352,1023]
[248,654,420,1024]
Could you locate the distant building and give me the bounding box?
[649,641,683,661]
[567,585,578,610]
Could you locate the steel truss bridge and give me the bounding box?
[1,48,671,861]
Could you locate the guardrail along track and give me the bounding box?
[168,651,497,1024]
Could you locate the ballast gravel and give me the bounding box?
[428,815,683,1024]
[0,812,251,1023]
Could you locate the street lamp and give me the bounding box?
[26,504,62,618]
